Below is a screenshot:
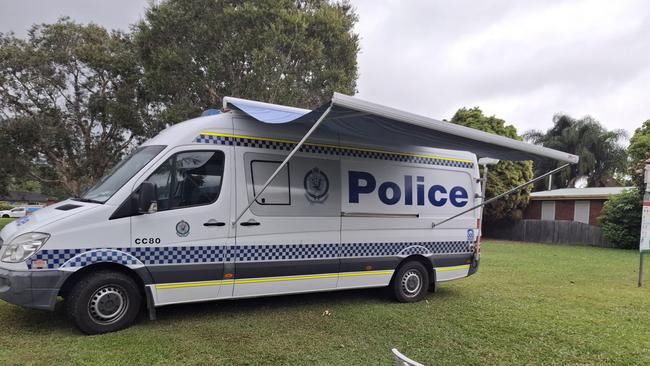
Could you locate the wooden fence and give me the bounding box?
[485,219,612,248]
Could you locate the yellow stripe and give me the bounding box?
[155,271,393,290]
[156,281,224,290]
[435,265,470,272]
[199,132,474,164]
[234,273,338,284]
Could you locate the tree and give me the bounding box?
[525,115,627,190]
[599,188,642,249]
[628,120,650,191]
[0,19,154,196]
[450,107,534,222]
[135,0,359,125]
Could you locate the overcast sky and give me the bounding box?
[1,0,648,139]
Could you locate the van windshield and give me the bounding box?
[79,145,166,204]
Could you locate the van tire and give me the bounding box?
[65,270,142,335]
[391,261,429,303]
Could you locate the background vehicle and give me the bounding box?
[1,207,26,218]
[0,207,41,218]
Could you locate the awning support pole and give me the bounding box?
[432,163,571,229]
[233,104,333,226]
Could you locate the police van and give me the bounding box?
[0,93,578,334]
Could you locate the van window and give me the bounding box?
[146,150,225,211]
[251,160,291,205]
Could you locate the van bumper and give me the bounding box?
[0,268,64,311]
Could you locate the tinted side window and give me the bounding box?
[146,151,225,211]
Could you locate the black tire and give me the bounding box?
[65,270,142,335]
[1,214,8,218]
[391,261,430,303]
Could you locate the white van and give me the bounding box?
[0,93,577,334]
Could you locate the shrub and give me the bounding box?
[0,202,14,211]
[599,188,643,249]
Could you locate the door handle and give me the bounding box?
[240,220,261,227]
[203,220,226,227]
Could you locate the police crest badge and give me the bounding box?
[303,167,329,203]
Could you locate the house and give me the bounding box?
[486,187,631,247]
[0,191,57,207]
[523,187,632,226]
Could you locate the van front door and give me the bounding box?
[130,146,234,306]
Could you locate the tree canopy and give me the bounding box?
[135,0,359,125]
[0,19,152,196]
[628,119,650,191]
[0,1,360,197]
[599,188,642,249]
[450,107,534,222]
[525,114,627,190]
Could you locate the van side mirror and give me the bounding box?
[137,182,158,214]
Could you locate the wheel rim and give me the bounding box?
[401,269,423,297]
[88,285,129,325]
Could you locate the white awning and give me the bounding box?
[223,93,579,164]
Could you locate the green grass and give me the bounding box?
[0,217,15,229]
[1,241,650,365]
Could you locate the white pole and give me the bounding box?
[639,159,650,287]
[233,104,333,225]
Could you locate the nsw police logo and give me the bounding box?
[304,168,329,203]
[176,220,190,237]
[467,229,475,241]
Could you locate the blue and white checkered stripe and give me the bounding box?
[195,134,474,169]
[29,246,228,270]
[29,241,472,269]
[340,241,471,258]
[236,244,339,262]
[60,249,143,269]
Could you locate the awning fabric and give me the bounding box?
[223,93,579,163]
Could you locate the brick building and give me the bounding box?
[523,187,632,226]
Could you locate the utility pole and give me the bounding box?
[638,159,650,287]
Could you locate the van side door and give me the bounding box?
[130,145,234,306]
[233,149,341,298]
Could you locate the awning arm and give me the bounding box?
[432,163,572,229]
[233,103,334,226]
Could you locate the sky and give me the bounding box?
[0,0,648,139]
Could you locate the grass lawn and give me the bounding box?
[0,217,15,229]
[1,241,650,365]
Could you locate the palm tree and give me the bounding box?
[525,115,627,190]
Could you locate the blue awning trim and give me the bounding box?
[226,98,310,124]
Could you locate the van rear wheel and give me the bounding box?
[65,270,142,335]
[391,261,429,303]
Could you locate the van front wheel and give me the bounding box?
[65,270,142,335]
[391,261,429,303]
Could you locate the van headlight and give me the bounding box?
[1,233,50,263]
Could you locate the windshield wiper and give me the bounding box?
[72,197,104,204]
